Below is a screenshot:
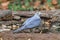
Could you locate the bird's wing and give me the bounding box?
[22,13,40,25]
[22,14,36,25]
[22,18,31,25]
[25,13,41,28]
[20,15,41,30]
[25,18,41,28]
[26,13,40,24]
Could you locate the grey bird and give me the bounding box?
[13,12,42,33]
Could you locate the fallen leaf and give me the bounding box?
[52,0,58,5]
[1,1,10,9]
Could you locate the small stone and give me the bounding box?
[13,16,21,20]
[7,26,12,29]
[12,25,17,30]
[2,24,7,29]
[0,37,3,40]
[28,38,32,40]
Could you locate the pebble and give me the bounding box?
[12,25,17,30]
[0,37,3,40]
[13,16,21,20]
[28,38,32,40]
[2,24,7,29]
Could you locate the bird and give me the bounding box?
[13,12,42,33]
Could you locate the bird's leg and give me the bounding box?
[31,28,35,33]
[40,27,42,34]
[30,28,33,33]
[30,28,36,33]
[40,23,44,34]
[40,26,43,34]
[40,30,42,34]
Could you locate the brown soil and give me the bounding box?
[0,31,60,40]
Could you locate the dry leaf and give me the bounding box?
[1,1,10,9]
[43,4,50,10]
[22,5,26,8]
[50,7,55,10]
[33,1,40,8]
[52,0,58,5]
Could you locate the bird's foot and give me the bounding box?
[40,31,42,34]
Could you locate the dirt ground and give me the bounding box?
[0,31,60,40]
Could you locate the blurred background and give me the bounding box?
[0,0,60,11]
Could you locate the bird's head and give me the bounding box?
[35,12,42,16]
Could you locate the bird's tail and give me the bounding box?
[13,26,25,33]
